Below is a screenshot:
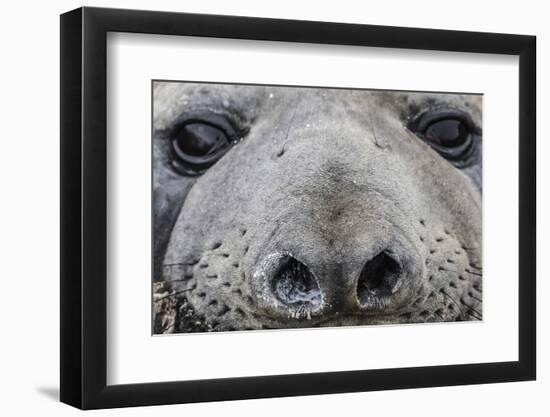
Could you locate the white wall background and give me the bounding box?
[0,0,545,415]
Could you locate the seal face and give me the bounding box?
[152,82,482,333]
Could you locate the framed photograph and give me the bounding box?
[60,6,536,409]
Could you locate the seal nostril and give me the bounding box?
[357,251,402,305]
[271,256,321,307]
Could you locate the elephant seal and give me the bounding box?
[152,82,482,333]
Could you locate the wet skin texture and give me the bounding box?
[153,82,482,333]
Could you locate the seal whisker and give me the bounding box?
[153,288,194,301]
[163,261,198,267]
[467,291,482,303]
[439,289,467,319]
[163,277,194,283]
[459,298,482,319]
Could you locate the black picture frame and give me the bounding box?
[60,6,536,410]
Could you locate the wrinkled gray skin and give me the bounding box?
[153,82,482,332]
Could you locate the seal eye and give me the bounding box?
[174,123,229,157]
[408,108,479,162]
[425,119,469,147]
[171,113,240,172]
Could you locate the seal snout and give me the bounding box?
[252,243,417,321]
